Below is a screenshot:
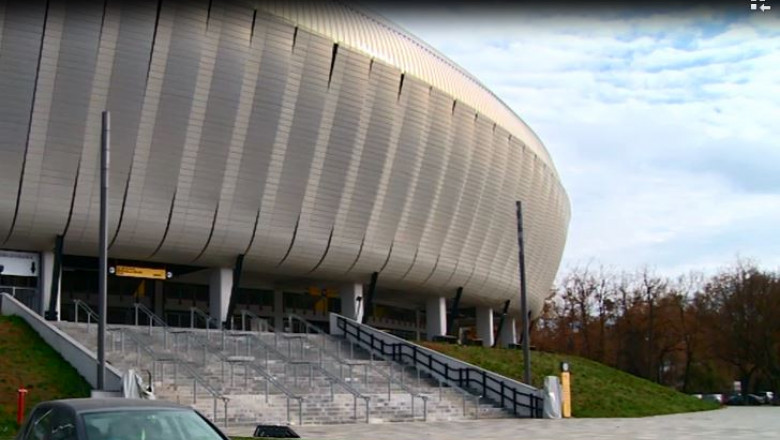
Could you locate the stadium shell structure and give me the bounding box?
[0,0,570,344]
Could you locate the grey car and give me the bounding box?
[15,398,229,440]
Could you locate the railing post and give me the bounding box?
[135,304,139,326]
[286,397,291,423]
[74,302,79,324]
[224,399,228,429]
[190,308,194,329]
[365,397,370,423]
[193,379,197,404]
[423,396,428,422]
[353,395,357,422]
[298,399,303,426]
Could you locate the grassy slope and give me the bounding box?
[421,342,719,417]
[0,316,92,435]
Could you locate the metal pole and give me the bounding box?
[97,110,110,390]
[516,201,531,384]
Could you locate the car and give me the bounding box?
[725,393,764,406]
[15,398,229,440]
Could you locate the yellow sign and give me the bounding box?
[114,265,167,280]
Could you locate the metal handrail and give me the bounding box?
[239,309,271,332]
[133,303,173,348]
[287,313,429,420]
[191,306,221,330]
[336,315,542,418]
[173,317,304,425]
[238,327,371,422]
[110,326,229,425]
[73,299,100,332]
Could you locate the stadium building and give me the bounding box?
[0,0,570,346]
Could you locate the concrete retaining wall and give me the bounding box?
[1,293,123,391]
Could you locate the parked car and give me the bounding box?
[16,398,229,440]
[701,394,724,405]
[725,393,764,406]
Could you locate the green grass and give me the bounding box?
[421,342,719,418]
[0,315,92,436]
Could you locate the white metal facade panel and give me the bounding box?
[0,0,570,318]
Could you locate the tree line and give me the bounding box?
[533,260,780,396]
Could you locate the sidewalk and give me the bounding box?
[226,407,778,439]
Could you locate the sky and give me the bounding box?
[370,2,780,277]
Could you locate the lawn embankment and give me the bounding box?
[0,315,92,435]
[421,342,719,417]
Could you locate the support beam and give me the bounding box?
[209,268,232,326]
[516,200,531,384]
[339,283,364,322]
[225,254,245,328]
[493,300,511,348]
[447,287,463,336]
[361,272,378,323]
[499,318,517,348]
[273,290,284,331]
[476,306,494,347]
[425,296,446,340]
[43,236,63,320]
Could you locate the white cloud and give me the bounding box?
[379,8,780,276]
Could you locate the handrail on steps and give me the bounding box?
[71,300,229,426]
[228,310,370,423]
[191,306,222,331]
[336,315,543,418]
[109,326,229,426]
[287,313,431,421]
[73,299,99,332]
[174,311,304,425]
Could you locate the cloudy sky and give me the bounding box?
[372,2,780,276]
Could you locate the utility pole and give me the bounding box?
[516,201,531,384]
[98,111,110,390]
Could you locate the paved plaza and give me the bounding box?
[226,407,777,439]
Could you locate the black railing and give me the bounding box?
[336,315,543,418]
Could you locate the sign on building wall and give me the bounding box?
[110,265,170,280]
[0,250,40,277]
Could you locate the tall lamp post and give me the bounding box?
[97,111,110,390]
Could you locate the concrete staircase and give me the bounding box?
[54,319,512,428]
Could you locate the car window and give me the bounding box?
[82,409,224,440]
[22,408,53,440]
[49,409,77,440]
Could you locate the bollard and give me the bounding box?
[17,388,28,425]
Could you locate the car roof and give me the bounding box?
[42,398,192,413]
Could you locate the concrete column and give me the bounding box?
[273,290,284,331]
[476,306,494,347]
[209,268,232,325]
[40,251,60,319]
[425,296,446,340]
[499,317,517,347]
[339,283,364,322]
